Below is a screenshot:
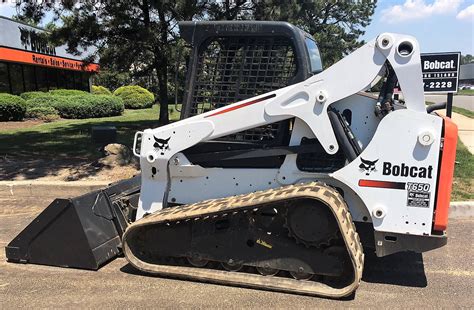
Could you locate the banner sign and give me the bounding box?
[0,47,99,72]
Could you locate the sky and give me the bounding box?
[361,0,474,55]
[0,0,473,55]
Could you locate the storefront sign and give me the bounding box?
[0,47,99,72]
[19,26,57,56]
[0,16,98,70]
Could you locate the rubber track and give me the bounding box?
[123,182,364,298]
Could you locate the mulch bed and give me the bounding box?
[0,120,45,131]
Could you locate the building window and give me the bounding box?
[73,71,80,89]
[36,67,48,91]
[81,73,91,91]
[47,68,59,90]
[23,65,37,92]
[65,70,75,89]
[0,62,9,93]
[0,61,92,94]
[57,70,67,89]
[9,64,24,94]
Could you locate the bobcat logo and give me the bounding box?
[359,158,378,176]
[153,136,170,155]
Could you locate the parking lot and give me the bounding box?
[1,196,473,308]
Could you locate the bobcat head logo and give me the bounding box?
[153,136,170,155]
[359,158,378,176]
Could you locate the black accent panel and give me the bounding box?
[296,137,346,172]
[354,221,376,249]
[184,140,327,168]
[374,231,447,257]
[184,141,285,168]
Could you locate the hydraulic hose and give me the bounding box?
[426,102,447,113]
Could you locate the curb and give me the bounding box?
[1,181,473,219]
[449,201,474,218]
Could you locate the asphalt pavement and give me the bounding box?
[1,196,473,308]
[425,94,474,111]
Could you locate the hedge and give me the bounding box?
[54,95,124,119]
[25,106,59,121]
[0,93,27,121]
[25,96,64,109]
[20,91,124,119]
[92,85,112,95]
[24,96,64,121]
[20,91,52,101]
[49,89,91,97]
[114,85,154,109]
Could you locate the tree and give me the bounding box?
[461,54,473,64]
[15,0,376,123]
[252,0,377,66]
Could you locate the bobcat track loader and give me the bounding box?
[6,22,458,299]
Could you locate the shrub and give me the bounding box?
[113,85,154,109]
[41,114,61,122]
[54,95,124,119]
[49,89,91,97]
[25,106,59,121]
[0,93,27,121]
[25,96,64,109]
[92,85,112,95]
[20,91,51,101]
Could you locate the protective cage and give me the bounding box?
[179,21,316,145]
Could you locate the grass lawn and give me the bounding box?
[452,106,474,118]
[0,105,180,159]
[452,139,474,201]
[457,89,474,96]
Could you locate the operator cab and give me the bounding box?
[179,21,354,171]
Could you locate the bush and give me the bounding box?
[92,85,112,95]
[0,93,27,121]
[20,91,51,101]
[25,106,59,121]
[49,89,91,97]
[54,95,124,119]
[25,96,64,109]
[113,85,154,109]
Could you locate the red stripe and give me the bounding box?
[358,179,406,190]
[204,94,276,118]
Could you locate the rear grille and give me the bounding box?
[190,36,297,143]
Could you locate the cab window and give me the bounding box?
[305,37,323,73]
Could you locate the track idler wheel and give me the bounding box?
[187,256,208,267]
[256,266,279,276]
[290,270,314,280]
[221,260,243,272]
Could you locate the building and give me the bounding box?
[0,16,98,95]
[459,63,474,86]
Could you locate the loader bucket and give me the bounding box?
[5,177,140,270]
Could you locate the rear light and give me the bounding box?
[433,116,458,232]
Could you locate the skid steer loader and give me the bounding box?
[6,21,458,298]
